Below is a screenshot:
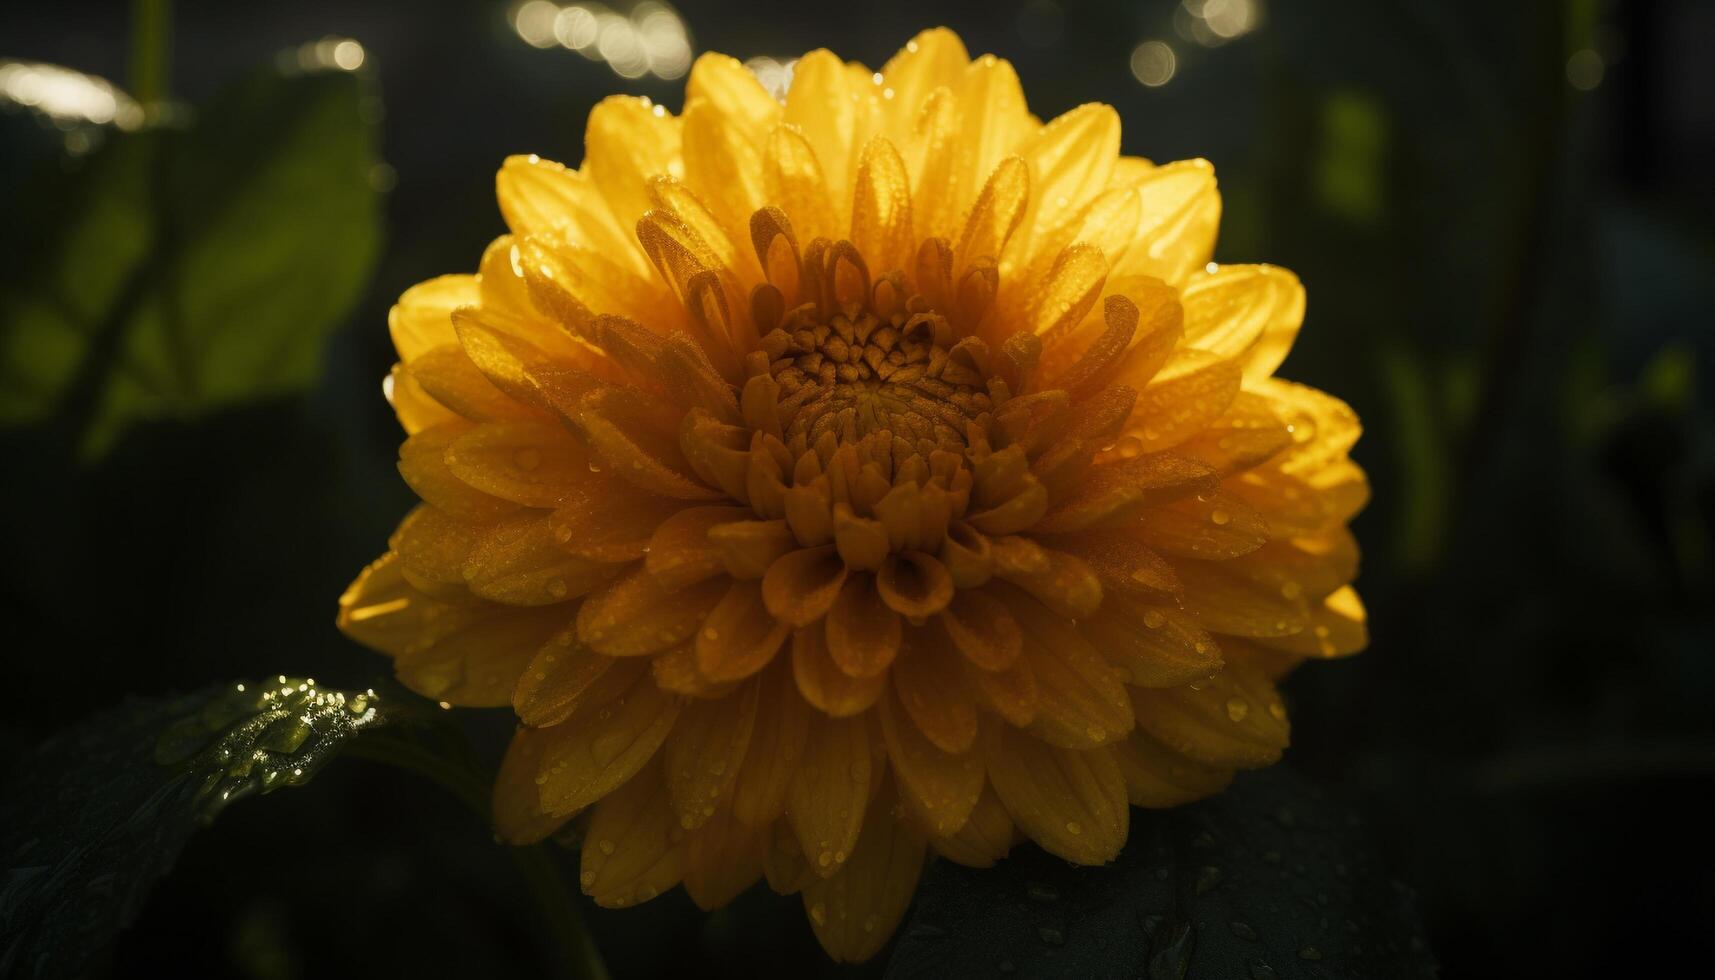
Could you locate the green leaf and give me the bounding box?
[0,677,427,979]
[885,769,1436,980]
[0,61,381,456]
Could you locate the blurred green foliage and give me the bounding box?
[0,62,379,456]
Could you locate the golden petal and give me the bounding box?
[1003,588,1134,749]
[709,518,798,579]
[664,679,760,829]
[1179,263,1304,382]
[696,580,792,682]
[1078,594,1222,689]
[576,386,722,500]
[547,471,681,563]
[962,643,1040,727]
[800,790,927,964]
[929,783,1015,868]
[731,660,812,827]
[1116,347,1243,454]
[444,419,589,508]
[577,565,726,656]
[386,362,460,435]
[682,805,769,910]
[579,761,684,908]
[792,625,886,717]
[496,154,642,276]
[1111,158,1221,287]
[937,589,1023,671]
[1112,728,1234,808]
[1022,103,1121,238]
[390,504,476,591]
[875,551,956,620]
[955,155,1030,275]
[584,95,682,232]
[955,58,1032,214]
[788,714,875,879]
[525,671,682,823]
[850,136,915,276]
[764,126,840,246]
[493,725,574,844]
[463,513,618,606]
[513,628,639,727]
[762,545,849,626]
[644,505,751,592]
[1253,585,1368,658]
[390,275,476,361]
[983,724,1128,865]
[1174,558,1310,638]
[407,344,527,422]
[891,640,980,756]
[825,573,903,678]
[992,545,1102,620]
[785,50,862,219]
[1129,659,1290,769]
[1127,490,1270,560]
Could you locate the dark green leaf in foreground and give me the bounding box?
[0,677,429,980]
[0,61,381,455]
[886,769,1436,980]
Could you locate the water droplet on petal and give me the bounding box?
[1226,698,1250,722]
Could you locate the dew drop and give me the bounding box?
[1268,701,1288,722]
[809,901,827,926]
[1210,509,1231,526]
[598,839,616,855]
[580,870,596,887]
[513,447,543,471]
[1065,821,1083,836]
[1142,609,1166,629]
[1225,698,1250,722]
[547,578,568,599]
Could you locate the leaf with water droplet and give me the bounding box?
[884,768,1436,979]
[0,676,447,977]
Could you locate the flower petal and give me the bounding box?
[1129,659,1290,769]
[929,783,1015,868]
[444,419,590,508]
[682,804,769,910]
[731,661,812,827]
[983,724,1128,865]
[763,545,850,626]
[801,790,927,964]
[665,678,760,829]
[937,589,1023,671]
[1078,595,1222,688]
[579,762,684,908]
[1112,728,1234,808]
[644,505,750,592]
[788,714,874,879]
[697,580,792,682]
[1178,263,1304,382]
[792,625,886,717]
[584,95,682,231]
[463,513,619,606]
[825,573,903,678]
[577,566,726,656]
[530,672,682,821]
[879,684,982,836]
[892,639,979,754]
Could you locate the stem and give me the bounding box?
[129,0,172,106]
[345,732,610,980]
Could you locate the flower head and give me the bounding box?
[338,27,1367,962]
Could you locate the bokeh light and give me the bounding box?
[0,60,144,131]
[510,1,693,81]
[1129,40,1177,88]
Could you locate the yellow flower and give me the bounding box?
[337,27,1368,962]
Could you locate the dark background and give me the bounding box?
[3,1,1713,977]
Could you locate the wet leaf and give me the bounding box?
[885,768,1435,979]
[0,677,433,979]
